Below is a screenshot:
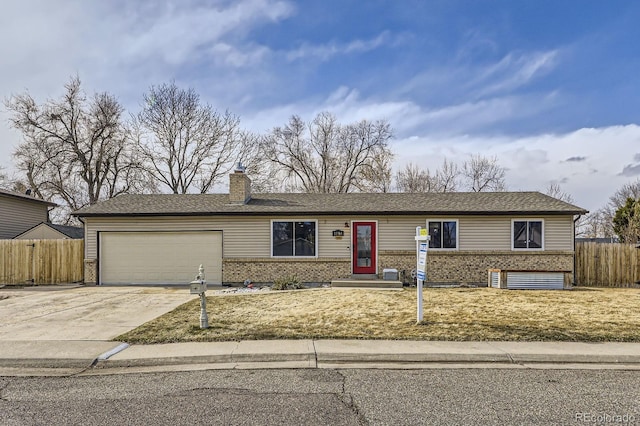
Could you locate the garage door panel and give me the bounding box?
[100,232,222,285]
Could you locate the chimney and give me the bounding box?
[228,162,251,204]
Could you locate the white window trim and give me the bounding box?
[511,218,545,251]
[426,219,459,251]
[270,219,319,258]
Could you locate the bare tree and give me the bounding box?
[395,159,460,193]
[395,163,437,192]
[575,209,616,239]
[5,76,140,222]
[435,159,459,192]
[599,179,640,238]
[545,183,574,203]
[356,150,393,192]
[607,179,640,209]
[543,182,595,238]
[574,187,639,239]
[133,82,241,194]
[235,130,284,193]
[395,163,429,192]
[263,112,393,193]
[0,166,8,189]
[461,154,506,192]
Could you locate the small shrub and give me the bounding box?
[272,276,305,291]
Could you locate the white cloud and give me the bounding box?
[471,50,559,97]
[244,85,640,212]
[398,49,560,104]
[120,0,293,65]
[1,1,637,218]
[285,31,401,61]
[207,42,271,67]
[391,125,640,211]
[246,85,558,138]
[0,0,295,170]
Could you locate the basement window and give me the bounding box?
[512,220,543,250]
[271,220,317,257]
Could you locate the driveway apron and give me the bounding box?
[0,286,193,340]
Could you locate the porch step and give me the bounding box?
[331,279,403,289]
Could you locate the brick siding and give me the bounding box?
[379,250,574,285]
[223,251,574,285]
[223,257,351,284]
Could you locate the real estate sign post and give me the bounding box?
[415,227,430,323]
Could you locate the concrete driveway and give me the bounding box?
[0,286,194,341]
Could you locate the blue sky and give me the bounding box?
[1,0,640,211]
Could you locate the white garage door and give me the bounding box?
[100,231,222,285]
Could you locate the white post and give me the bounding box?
[198,265,208,329]
[199,292,209,329]
[415,226,430,323]
[416,226,423,323]
[190,264,209,329]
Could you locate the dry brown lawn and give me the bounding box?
[116,287,640,344]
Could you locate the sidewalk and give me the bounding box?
[2,340,640,376]
[2,286,640,375]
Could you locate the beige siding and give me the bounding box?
[84,213,576,260]
[14,224,67,240]
[459,216,512,251]
[377,216,430,251]
[461,215,574,251]
[0,196,49,239]
[85,216,269,259]
[376,215,574,252]
[544,216,574,251]
[317,217,351,258]
[375,215,511,251]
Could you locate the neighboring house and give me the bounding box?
[0,189,57,239]
[13,222,84,240]
[73,170,588,287]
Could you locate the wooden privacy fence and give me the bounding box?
[0,239,84,285]
[575,242,640,287]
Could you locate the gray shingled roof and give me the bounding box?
[12,222,84,239]
[0,188,57,207]
[73,191,587,217]
[48,223,84,239]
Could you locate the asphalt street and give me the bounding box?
[1,368,639,425]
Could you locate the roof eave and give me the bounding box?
[1,192,57,207]
[73,209,588,218]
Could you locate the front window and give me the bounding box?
[428,220,457,249]
[513,220,543,249]
[272,221,316,257]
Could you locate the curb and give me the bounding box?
[96,352,316,368]
[0,357,97,369]
[3,340,640,371]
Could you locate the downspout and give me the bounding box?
[77,216,88,285]
[573,214,581,286]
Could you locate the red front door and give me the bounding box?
[352,222,376,274]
